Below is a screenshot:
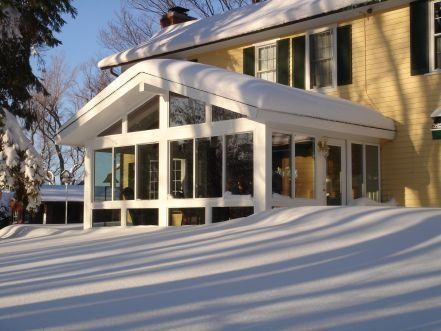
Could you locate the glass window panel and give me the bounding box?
[212,207,254,223]
[98,120,122,137]
[92,209,120,227]
[272,133,292,197]
[170,140,194,198]
[212,105,246,122]
[326,146,342,206]
[114,146,135,201]
[366,145,380,202]
[226,133,253,196]
[435,2,441,34]
[169,93,205,127]
[256,44,277,82]
[128,96,159,132]
[436,35,441,69]
[310,30,333,88]
[94,149,112,201]
[127,209,158,226]
[351,144,364,200]
[169,208,204,226]
[137,144,159,200]
[196,137,222,198]
[295,136,315,199]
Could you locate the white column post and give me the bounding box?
[158,93,169,226]
[205,207,212,225]
[254,123,271,213]
[83,146,93,229]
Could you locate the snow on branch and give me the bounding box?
[0,108,44,211]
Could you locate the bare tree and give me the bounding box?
[128,0,251,17]
[99,4,155,53]
[73,57,114,108]
[100,0,252,52]
[30,55,84,184]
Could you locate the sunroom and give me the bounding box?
[57,59,395,229]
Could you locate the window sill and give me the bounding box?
[425,69,441,76]
[309,85,337,94]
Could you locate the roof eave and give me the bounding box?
[98,0,411,70]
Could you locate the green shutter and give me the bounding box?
[243,47,255,76]
[277,39,290,85]
[410,0,430,76]
[292,36,306,89]
[337,25,352,86]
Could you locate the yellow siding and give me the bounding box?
[193,5,441,207]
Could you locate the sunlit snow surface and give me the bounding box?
[0,206,440,330]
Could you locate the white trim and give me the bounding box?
[430,0,441,72]
[253,38,280,48]
[270,129,320,206]
[346,141,381,203]
[255,42,278,83]
[134,145,138,200]
[306,25,338,90]
[325,138,347,205]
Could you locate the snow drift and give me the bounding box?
[0,206,440,330]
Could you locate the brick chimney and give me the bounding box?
[160,6,196,28]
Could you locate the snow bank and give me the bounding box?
[0,224,82,240]
[348,197,397,206]
[0,206,440,330]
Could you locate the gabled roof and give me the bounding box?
[98,0,407,69]
[58,59,395,146]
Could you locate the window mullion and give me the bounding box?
[362,145,367,198]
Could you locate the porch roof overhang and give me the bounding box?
[57,59,395,146]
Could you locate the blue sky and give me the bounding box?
[43,0,124,70]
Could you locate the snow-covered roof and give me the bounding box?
[431,107,441,118]
[40,185,84,202]
[58,59,395,145]
[98,0,406,69]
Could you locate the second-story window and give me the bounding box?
[309,29,334,88]
[434,0,441,69]
[256,44,277,82]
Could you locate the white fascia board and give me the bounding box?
[256,108,395,140]
[57,75,164,146]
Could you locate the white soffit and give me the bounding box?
[57,59,395,146]
[98,0,409,69]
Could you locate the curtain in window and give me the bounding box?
[310,30,333,88]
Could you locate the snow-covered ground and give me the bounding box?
[0,206,440,330]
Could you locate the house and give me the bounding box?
[57,0,441,228]
[38,185,84,224]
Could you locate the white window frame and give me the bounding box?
[430,0,441,72]
[347,142,381,203]
[271,129,318,201]
[305,26,338,90]
[171,158,186,197]
[255,42,278,82]
[149,159,159,200]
